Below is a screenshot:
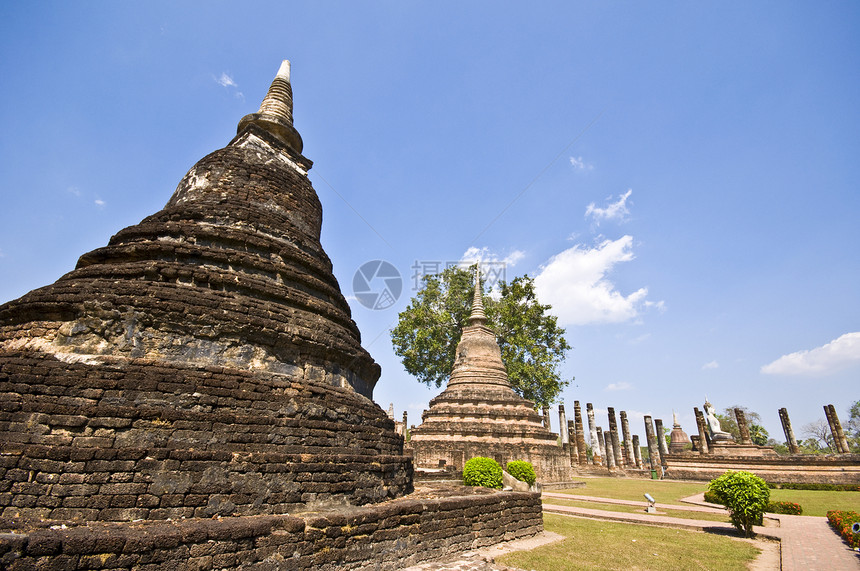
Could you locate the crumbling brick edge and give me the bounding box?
[0,490,542,570]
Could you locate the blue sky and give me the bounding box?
[1,2,858,443]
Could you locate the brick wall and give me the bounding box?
[0,490,542,570]
[0,352,413,522]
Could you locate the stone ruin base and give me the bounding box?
[663,452,860,485]
[569,465,655,480]
[0,484,542,570]
[707,441,779,458]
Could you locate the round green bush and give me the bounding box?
[506,460,536,485]
[766,501,802,515]
[703,489,724,505]
[708,470,770,538]
[463,457,503,489]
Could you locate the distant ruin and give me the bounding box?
[659,402,860,484]
[408,270,572,482]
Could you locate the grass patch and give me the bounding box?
[768,489,860,517]
[541,498,731,523]
[498,513,760,571]
[556,477,709,505]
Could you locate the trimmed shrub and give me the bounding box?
[767,482,860,492]
[506,461,537,486]
[703,489,724,505]
[463,457,503,489]
[708,470,770,538]
[827,510,860,549]
[766,501,802,515]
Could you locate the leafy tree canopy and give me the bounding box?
[390,265,571,408]
[847,400,860,452]
[717,406,769,446]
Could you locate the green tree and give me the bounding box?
[801,419,836,453]
[847,400,860,452]
[708,470,770,538]
[391,266,571,408]
[718,406,769,446]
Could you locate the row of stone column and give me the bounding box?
[545,402,650,469]
[686,404,853,455]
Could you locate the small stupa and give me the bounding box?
[668,410,692,453]
[408,268,571,482]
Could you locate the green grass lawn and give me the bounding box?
[555,476,860,516]
[497,513,760,571]
[768,488,860,516]
[556,476,709,505]
[541,497,731,523]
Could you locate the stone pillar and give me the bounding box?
[778,407,800,454]
[587,403,602,466]
[632,435,643,468]
[694,407,709,454]
[543,405,551,431]
[828,404,851,454]
[734,408,753,445]
[643,415,661,471]
[595,425,606,465]
[568,420,579,467]
[654,418,669,460]
[620,411,635,467]
[603,430,616,469]
[607,407,624,467]
[574,401,588,466]
[824,405,843,453]
[559,405,569,445]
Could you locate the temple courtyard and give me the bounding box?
[407,477,860,570]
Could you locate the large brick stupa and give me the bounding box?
[0,61,412,524]
[408,270,572,482]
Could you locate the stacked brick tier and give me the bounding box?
[409,279,572,482]
[0,63,413,525]
[0,353,411,522]
[0,125,378,397]
[0,487,542,570]
[663,452,860,484]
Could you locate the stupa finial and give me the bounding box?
[469,264,487,326]
[237,59,303,153]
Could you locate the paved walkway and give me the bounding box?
[404,491,860,570]
[543,491,860,570]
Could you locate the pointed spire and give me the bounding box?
[469,264,487,326]
[237,59,303,153]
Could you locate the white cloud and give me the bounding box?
[215,72,237,88]
[533,235,660,326]
[702,360,719,370]
[94,198,105,208]
[460,246,525,268]
[629,333,651,345]
[569,156,593,171]
[459,247,526,295]
[215,72,244,101]
[605,382,632,391]
[585,189,633,224]
[761,332,860,376]
[67,186,81,197]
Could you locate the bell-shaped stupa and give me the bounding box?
[408,268,571,482]
[669,410,692,453]
[0,61,412,523]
